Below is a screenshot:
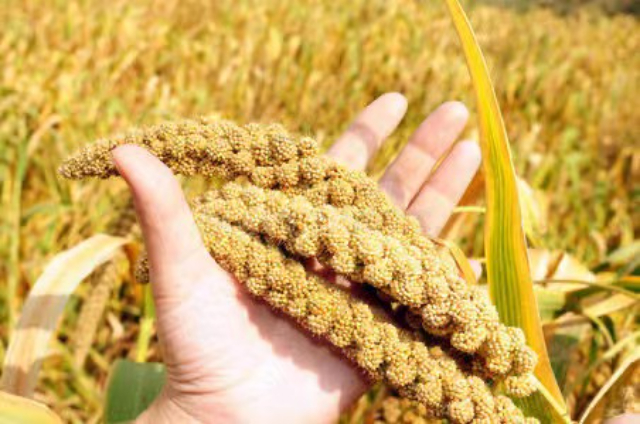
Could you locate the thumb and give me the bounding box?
[112,145,211,297]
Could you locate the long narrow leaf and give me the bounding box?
[442,0,569,421]
[0,391,62,424]
[0,235,128,397]
[105,360,166,424]
[579,347,640,424]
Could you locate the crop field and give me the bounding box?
[0,0,638,422]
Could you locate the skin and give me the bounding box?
[121,93,482,424]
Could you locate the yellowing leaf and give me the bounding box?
[0,235,129,397]
[529,248,596,292]
[579,345,640,424]
[517,177,548,247]
[552,251,596,286]
[534,287,567,323]
[583,294,638,318]
[528,249,560,281]
[442,1,569,421]
[433,238,477,285]
[0,391,62,424]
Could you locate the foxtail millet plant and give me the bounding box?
[60,117,540,422]
[136,213,535,424]
[374,394,434,424]
[72,198,138,368]
[188,182,538,396]
[372,391,529,424]
[59,118,537,391]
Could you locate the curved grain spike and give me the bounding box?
[72,199,138,368]
[60,118,540,420]
[59,117,319,181]
[196,182,537,395]
[135,212,533,424]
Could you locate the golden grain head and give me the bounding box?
[194,180,537,386]
[61,118,542,422]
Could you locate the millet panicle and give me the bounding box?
[60,116,541,421]
[191,181,537,395]
[134,212,532,424]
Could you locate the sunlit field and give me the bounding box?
[0,0,637,422]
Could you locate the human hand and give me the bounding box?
[116,93,480,424]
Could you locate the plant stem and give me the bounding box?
[135,285,155,363]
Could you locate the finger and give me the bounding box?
[408,140,481,236]
[379,101,468,208]
[112,145,213,286]
[603,414,640,424]
[327,92,407,171]
[469,259,483,280]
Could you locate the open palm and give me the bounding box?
[118,93,481,424]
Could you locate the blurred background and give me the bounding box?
[0,0,638,422]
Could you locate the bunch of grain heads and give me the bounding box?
[61,117,540,423]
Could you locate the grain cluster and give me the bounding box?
[61,117,540,423]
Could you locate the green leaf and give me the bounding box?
[135,285,156,363]
[442,1,570,421]
[535,287,567,323]
[105,360,166,424]
[0,391,62,424]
